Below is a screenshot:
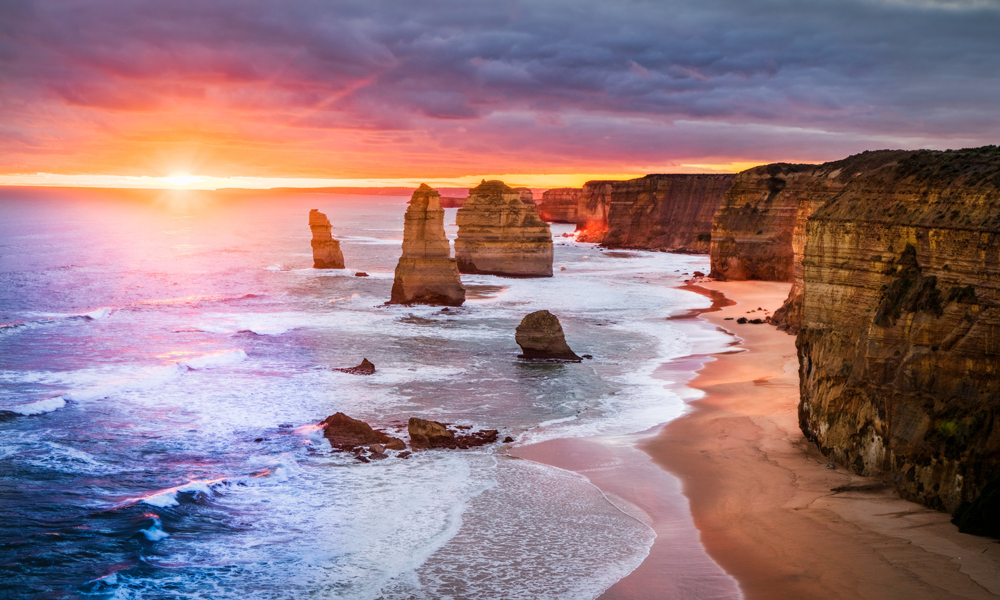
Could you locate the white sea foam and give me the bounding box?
[10,396,67,415]
[181,349,248,370]
[140,516,171,541]
[82,307,114,320]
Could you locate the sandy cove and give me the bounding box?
[515,280,1000,600]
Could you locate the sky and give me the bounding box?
[1,0,999,189]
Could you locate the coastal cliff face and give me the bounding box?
[574,181,615,243]
[309,209,345,269]
[796,147,1000,514]
[709,164,816,282]
[538,188,579,223]
[389,184,465,306]
[601,174,735,253]
[455,180,554,277]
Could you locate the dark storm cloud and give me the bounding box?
[0,0,998,173]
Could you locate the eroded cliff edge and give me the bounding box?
[602,174,735,253]
[796,146,1000,514]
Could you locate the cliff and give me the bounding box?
[454,180,554,277]
[708,164,817,282]
[514,187,535,205]
[309,209,345,269]
[389,184,465,306]
[537,188,579,223]
[795,146,1000,516]
[574,181,615,243]
[601,174,735,253]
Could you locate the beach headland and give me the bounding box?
[516,280,1000,600]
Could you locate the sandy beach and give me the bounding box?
[517,280,1000,600]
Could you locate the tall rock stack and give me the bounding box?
[389,184,465,306]
[454,180,554,277]
[514,187,535,204]
[309,209,345,269]
[537,188,580,223]
[795,146,1000,518]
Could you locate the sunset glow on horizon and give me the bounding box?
[2,1,998,188]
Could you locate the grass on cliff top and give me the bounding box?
[896,145,1000,188]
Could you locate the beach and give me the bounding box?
[518,280,1000,599]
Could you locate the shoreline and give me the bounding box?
[515,280,1000,600]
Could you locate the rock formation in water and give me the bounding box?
[537,188,580,223]
[574,181,616,243]
[514,187,535,204]
[602,174,736,253]
[795,146,1000,519]
[321,412,404,450]
[335,358,376,375]
[454,180,553,277]
[309,209,345,269]
[515,310,581,360]
[389,184,465,306]
[408,417,500,449]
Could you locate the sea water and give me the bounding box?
[0,189,720,599]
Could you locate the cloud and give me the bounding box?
[0,0,998,177]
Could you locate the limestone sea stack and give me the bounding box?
[309,209,345,269]
[795,146,1000,521]
[454,180,554,277]
[515,310,581,360]
[574,181,616,243]
[389,184,465,306]
[537,188,580,223]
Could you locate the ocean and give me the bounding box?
[0,188,725,599]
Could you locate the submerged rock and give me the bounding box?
[309,209,346,269]
[335,358,376,375]
[455,180,553,277]
[320,412,404,450]
[515,310,581,360]
[389,184,465,306]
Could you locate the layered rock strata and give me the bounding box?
[515,310,581,360]
[309,209,345,269]
[389,185,465,306]
[601,174,736,253]
[514,187,535,204]
[537,188,580,223]
[454,180,553,277]
[796,146,1000,516]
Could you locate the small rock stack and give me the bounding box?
[309,209,345,269]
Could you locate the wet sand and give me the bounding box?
[517,280,1000,600]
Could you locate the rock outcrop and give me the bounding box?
[795,146,1000,517]
[454,180,553,277]
[515,310,581,360]
[574,181,616,243]
[321,412,404,450]
[335,358,376,375]
[389,184,465,306]
[514,187,535,204]
[538,188,580,223]
[408,417,499,449]
[601,174,736,253]
[309,209,345,269]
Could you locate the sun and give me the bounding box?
[163,175,202,187]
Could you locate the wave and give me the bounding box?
[5,350,248,417]
[8,396,67,416]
